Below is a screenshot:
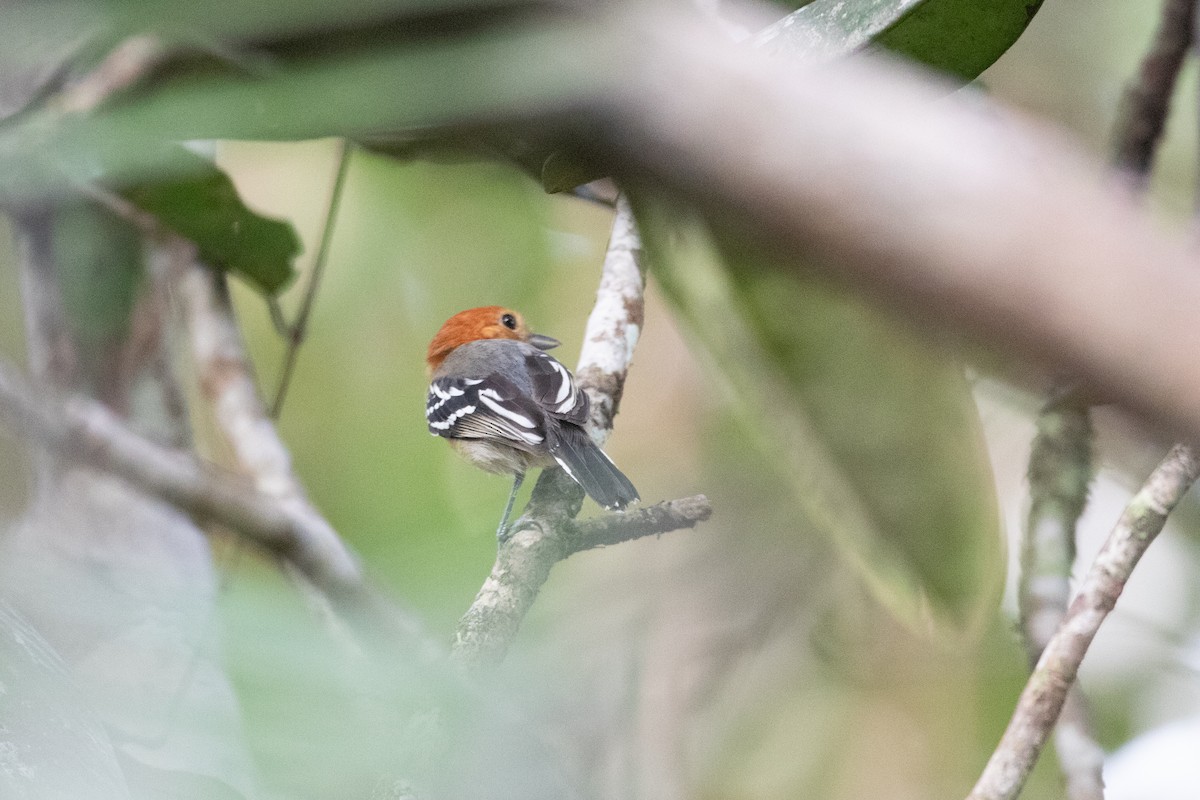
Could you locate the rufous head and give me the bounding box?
[426,306,560,374]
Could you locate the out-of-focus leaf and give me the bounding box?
[757,0,924,62]
[0,0,538,64]
[758,0,1041,81]
[123,148,300,294]
[117,754,249,800]
[538,147,606,194]
[54,199,143,341]
[0,21,608,202]
[637,201,1003,631]
[0,600,132,800]
[359,131,601,195]
[873,0,1042,80]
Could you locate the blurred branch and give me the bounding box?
[1021,403,1092,650]
[451,196,711,670]
[54,35,166,114]
[968,444,1200,800]
[595,7,1200,443]
[0,345,450,667]
[172,249,373,639]
[22,5,1200,451]
[1111,0,1195,183]
[70,187,445,661]
[0,353,364,593]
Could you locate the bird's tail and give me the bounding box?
[550,425,640,511]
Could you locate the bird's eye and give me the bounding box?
[500,313,518,330]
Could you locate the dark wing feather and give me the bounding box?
[548,424,640,510]
[426,374,547,448]
[525,350,590,425]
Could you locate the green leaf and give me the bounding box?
[758,0,1041,81]
[637,200,1003,631]
[874,0,1043,80]
[123,148,300,294]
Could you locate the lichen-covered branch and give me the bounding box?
[576,193,645,442]
[451,495,711,669]
[968,444,1200,800]
[568,493,711,553]
[451,197,709,670]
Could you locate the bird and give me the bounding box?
[425,306,640,539]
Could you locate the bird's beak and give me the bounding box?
[528,332,560,351]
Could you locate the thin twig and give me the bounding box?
[567,493,711,553]
[451,195,709,670]
[968,444,1200,800]
[271,138,352,418]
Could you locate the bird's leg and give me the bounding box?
[497,471,525,541]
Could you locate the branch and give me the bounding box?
[968,443,1200,800]
[451,495,711,669]
[172,247,384,634]
[1111,0,1195,182]
[1012,4,1198,794]
[576,193,645,442]
[173,249,350,549]
[568,493,712,553]
[0,348,453,670]
[1019,399,1102,800]
[1013,2,1196,794]
[451,196,711,670]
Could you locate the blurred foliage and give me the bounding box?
[53,200,144,344]
[762,0,1042,83]
[874,0,1043,80]
[0,0,1196,799]
[637,201,1003,631]
[123,148,300,294]
[0,600,130,800]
